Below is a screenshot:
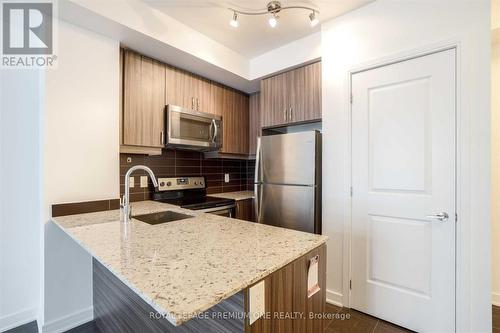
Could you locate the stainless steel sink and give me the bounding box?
[132,211,195,225]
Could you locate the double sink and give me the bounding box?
[133,211,195,225]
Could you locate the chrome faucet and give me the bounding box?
[122,165,159,222]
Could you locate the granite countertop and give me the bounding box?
[209,190,254,201]
[52,201,327,326]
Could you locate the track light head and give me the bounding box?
[309,11,319,27]
[229,11,238,28]
[269,14,278,28]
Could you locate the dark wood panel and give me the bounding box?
[245,244,326,333]
[93,258,245,333]
[52,199,120,217]
[236,199,255,222]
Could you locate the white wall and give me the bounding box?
[43,20,119,332]
[0,68,43,330]
[492,41,500,307]
[249,32,321,80]
[321,0,491,331]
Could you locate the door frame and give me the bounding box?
[344,41,465,331]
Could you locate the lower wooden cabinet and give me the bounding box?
[236,199,255,222]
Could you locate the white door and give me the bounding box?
[351,49,456,332]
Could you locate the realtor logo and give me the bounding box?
[1,1,56,67]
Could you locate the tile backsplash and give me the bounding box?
[120,150,255,202]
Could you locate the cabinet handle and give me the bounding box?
[283,108,287,122]
[192,97,195,110]
[160,131,164,145]
[197,98,199,111]
[289,107,293,121]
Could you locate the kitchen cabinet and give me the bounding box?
[122,50,165,151]
[220,88,249,155]
[236,199,255,222]
[260,61,322,127]
[165,66,215,114]
[249,92,261,155]
[121,49,251,157]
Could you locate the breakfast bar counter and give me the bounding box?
[52,201,327,332]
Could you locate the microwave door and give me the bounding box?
[166,105,221,150]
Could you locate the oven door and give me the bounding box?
[196,204,236,218]
[166,105,222,151]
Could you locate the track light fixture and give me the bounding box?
[229,11,238,27]
[228,1,319,29]
[309,11,319,27]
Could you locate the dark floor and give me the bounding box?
[325,304,500,333]
[324,303,413,333]
[8,305,499,333]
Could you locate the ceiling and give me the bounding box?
[141,0,374,58]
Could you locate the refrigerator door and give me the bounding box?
[260,131,318,186]
[258,183,317,233]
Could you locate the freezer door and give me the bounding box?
[259,183,316,233]
[261,131,318,185]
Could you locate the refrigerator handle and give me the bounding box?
[254,137,262,222]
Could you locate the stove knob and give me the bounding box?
[194,181,198,185]
[200,181,204,186]
[166,181,172,187]
[160,181,165,187]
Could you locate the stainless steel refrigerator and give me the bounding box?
[254,131,322,234]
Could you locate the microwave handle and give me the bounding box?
[212,119,218,143]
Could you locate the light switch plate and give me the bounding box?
[129,177,134,188]
[249,280,265,325]
[140,176,148,188]
[224,173,230,183]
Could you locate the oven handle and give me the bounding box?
[196,204,235,214]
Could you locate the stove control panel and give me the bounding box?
[158,177,205,191]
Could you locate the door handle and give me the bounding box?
[425,212,449,222]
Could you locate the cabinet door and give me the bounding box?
[290,62,322,123]
[166,66,193,110]
[221,88,249,155]
[236,93,249,155]
[212,83,224,116]
[249,92,261,155]
[123,51,165,148]
[198,78,215,114]
[236,199,255,222]
[221,88,236,154]
[260,73,288,127]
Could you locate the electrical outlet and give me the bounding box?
[140,176,148,188]
[224,173,230,183]
[129,177,134,188]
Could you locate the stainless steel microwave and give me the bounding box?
[165,105,222,151]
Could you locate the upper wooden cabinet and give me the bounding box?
[249,92,261,155]
[260,61,322,127]
[122,50,165,150]
[221,88,249,155]
[165,66,217,114]
[121,49,252,158]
